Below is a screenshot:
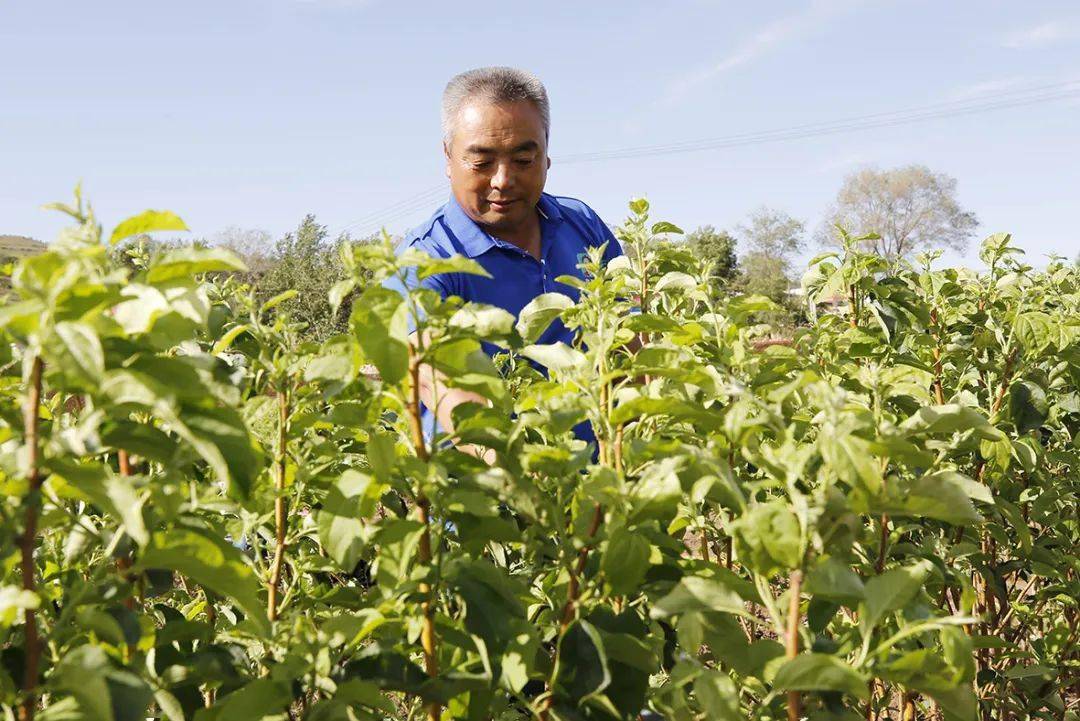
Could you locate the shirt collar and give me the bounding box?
[444,192,562,258]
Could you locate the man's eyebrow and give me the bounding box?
[463,141,540,154]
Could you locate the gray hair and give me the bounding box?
[441,66,550,146]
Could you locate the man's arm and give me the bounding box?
[410,330,495,463]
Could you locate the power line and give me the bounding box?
[558,79,1080,161]
[558,84,1080,163]
[334,183,447,237]
[331,80,1080,238]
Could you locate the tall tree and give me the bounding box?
[684,225,738,291]
[818,165,978,257]
[736,207,805,304]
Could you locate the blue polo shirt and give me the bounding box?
[384,191,623,440]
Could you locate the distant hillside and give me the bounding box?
[0,234,46,259]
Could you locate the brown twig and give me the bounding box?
[406,347,439,721]
[19,356,44,721]
[540,501,606,721]
[902,691,917,721]
[990,348,1019,416]
[116,450,137,613]
[875,513,889,574]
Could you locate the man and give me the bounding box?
[385,66,624,445]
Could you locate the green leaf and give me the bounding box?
[1008,380,1048,434]
[515,292,574,343]
[137,528,269,635]
[351,286,409,385]
[888,471,984,526]
[329,278,357,316]
[0,585,39,629]
[1012,311,1053,352]
[650,575,747,619]
[48,459,149,546]
[928,686,977,721]
[413,253,492,280]
[520,342,587,374]
[195,679,291,721]
[731,501,802,576]
[318,470,384,571]
[50,646,154,721]
[805,557,865,604]
[860,559,934,635]
[211,324,250,355]
[259,289,298,313]
[610,396,718,428]
[552,620,610,704]
[628,458,683,521]
[45,321,105,388]
[145,246,247,284]
[819,433,882,494]
[771,654,868,699]
[651,221,684,236]
[449,304,516,338]
[166,404,263,502]
[900,405,1006,442]
[305,680,395,720]
[110,209,188,245]
[602,528,651,595]
[693,669,743,721]
[445,558,527,654]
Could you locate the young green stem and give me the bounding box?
[930,308,946,405]
[848,284,858,328]
[267,386,289,622]
[786,569,803,721]
[19,355,43,721]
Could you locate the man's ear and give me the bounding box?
[546,156,552,170]
[443,141,452,179]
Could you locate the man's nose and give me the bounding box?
[490,161,514,190]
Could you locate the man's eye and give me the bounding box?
[515,158,534,166]
[471,160,492,169]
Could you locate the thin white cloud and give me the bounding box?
[1003,20,1078,49]
[948,76,1032,101]
[661,0,863,106]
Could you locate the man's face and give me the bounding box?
[444,99,550,234]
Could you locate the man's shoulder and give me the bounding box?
[543,193,617,248]
[544,193,604,223]
[398,203,456,258]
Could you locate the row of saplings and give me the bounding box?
[0,193,1076,721]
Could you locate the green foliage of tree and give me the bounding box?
[1,189,1077,721]
[684,225,738,292]
[248,214,373,341]
[730,207,805,327]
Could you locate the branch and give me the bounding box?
[19,355,44,721]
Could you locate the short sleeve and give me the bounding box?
[381,240,455,334]
[588,208,624,265]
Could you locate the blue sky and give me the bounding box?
[2,1,1078,266]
